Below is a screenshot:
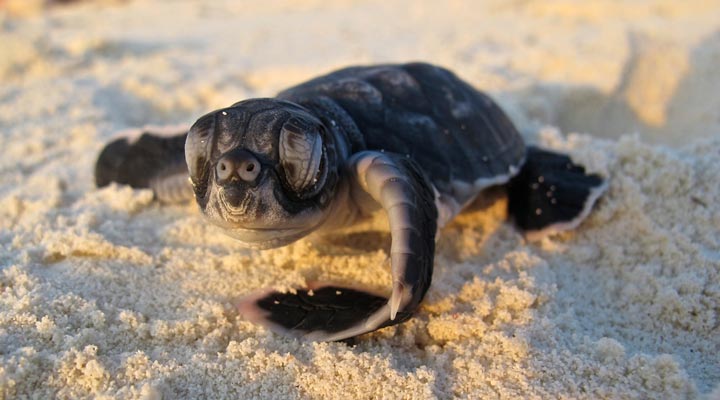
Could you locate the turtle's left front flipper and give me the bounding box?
[238,151,438,341]
[95,127,193,204]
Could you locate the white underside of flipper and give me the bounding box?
[304,303,391,342]
[150,172,193,204]
[110,124,191,143]
[434,157,525,229]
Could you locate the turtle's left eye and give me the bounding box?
[278,117,327,199]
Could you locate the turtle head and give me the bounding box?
[185,99,340,249]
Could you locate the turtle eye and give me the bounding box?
[186,113,216,199]
[279,117,327,198]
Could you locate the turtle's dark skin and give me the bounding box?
[95,62,607,341]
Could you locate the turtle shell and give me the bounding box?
[278,62,526,204]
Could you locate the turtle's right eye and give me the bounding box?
[186,113,216,202]
[190,156,210,198]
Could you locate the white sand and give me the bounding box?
[1,1,719,398]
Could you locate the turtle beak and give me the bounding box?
[213,149,263,209]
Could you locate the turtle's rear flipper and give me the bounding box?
[238,284,402,342]
[95,127,193,204]
[507,147,607,240]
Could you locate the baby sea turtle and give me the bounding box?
[95,63,607,341]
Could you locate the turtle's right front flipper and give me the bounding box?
[95,127,193,204]
[238,151,438,341]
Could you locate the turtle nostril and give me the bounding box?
[216,150,261,184]
[239,160,260,182]
[216,160,233,182]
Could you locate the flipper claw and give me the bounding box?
[389,281,405,320]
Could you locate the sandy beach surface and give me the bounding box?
[1,1,719,398]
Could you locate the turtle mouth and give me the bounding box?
[205,185,326,249]
[217,186,257,219]
[216,224,317,249]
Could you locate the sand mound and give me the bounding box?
[507,31,720,146]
